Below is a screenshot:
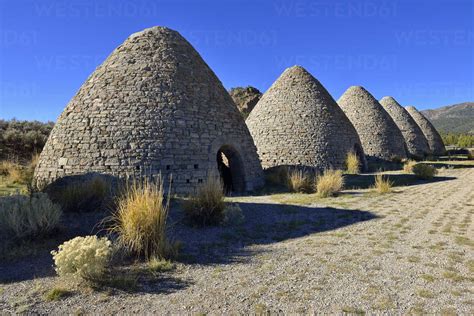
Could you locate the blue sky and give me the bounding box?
[0,0,473,122]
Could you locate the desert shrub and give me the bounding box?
[412,164,438,180]
[109,177,176,259]
[345,151,360,174]
[373,173,393,194]
[264,167,288,186]
[50,176,110,212]
[468,149,474,160]
[287,169,313,193]
[0,193,62,239]
[182,176,226,226]
[51,235,112,281]
[221,203,245,226]
[0,119,53,162]
[315,169,344,198]
[148,257,174,273]
[403,160,417,173]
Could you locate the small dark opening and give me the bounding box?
[216,145,245,194]
[136,165,140,170]
[198,179,203,183]
[186,179,190,183]
[166,165,171,170]
[194,164,199,169]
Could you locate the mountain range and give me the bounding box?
[421,102,474,134]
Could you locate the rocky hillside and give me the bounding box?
[421,102,474,134]
[229,86,262,118]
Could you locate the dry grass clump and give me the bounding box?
[412,163,438,180]
[403,160,417,173]
[467,149,474,160]
[182,176,226,226]
[373,173,393,194]
[315,169,344,198]
[287,169,313,193]
[0,155,37,185]
[50,176,110,213]
[0,193,62,239]
[345,151,360,174]
[109,176,176,260]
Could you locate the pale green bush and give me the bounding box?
[222,203,245,226]
[412,164,438,180]
[51,235,112,280]
[0,193,61,239]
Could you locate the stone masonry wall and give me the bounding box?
[34,26,264,194]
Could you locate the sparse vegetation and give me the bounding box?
[0,193,61,239]
[44,287,71,301]
[221,203,245,226]
[345,151,360,174]
[412,164,438,180]
[49,176,111,213]
[182,176,226,226]
[109,176,177,259]
[264,166,288,186]
[315,169,344,198]
[148,257,174,273]
[51,235,113,281]
[373,173,393,194]
[287,169,313,193]
[403,160,417,173]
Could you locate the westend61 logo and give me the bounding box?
[273,0,398,18]
[183,30,278,47]
[34,1,160,18]
[394,82,473,99]
[273,54,398,71]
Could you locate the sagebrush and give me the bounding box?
[51,235,112,281]
[315,169,344,198]
[182,176,226,226]
[222,203,245,226]
[0,193,61,239]
[412,164,438,179]
[109,176,177,259]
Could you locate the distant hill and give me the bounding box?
[421,102,474,134]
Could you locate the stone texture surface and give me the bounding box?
[405,106,446,156]
[380,96,431,159]
[34,26,264,194]
[246,66,367,171]
[337,86,408,162]
[229,86,262,118]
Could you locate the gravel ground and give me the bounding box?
[0,167,473,315]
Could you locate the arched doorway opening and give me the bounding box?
[216,145,245,193]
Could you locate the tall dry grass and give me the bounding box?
[403,160,417,174]
[287,169,313,193]
[182,176,225,226]
[373,173,393,194]
[315,169,344,198]
[109,176,176,259]
[345,151,360,174]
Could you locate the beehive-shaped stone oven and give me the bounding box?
[34,26,264,194]
[380,96,431,159]
[246,66,367,171]
[405,106,446,156]
[337,86,408,162]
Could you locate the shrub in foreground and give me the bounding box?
[182,176,226,226]
[287,169,313,193]
[0,193,61,239]
[51,235,112,280]
[110,177,176,259]
[345,151,360,174]
[50,176,110,212]
[373,173,393,194]
[315,169,344,198]
[412,164,438,180]
[222,203,245,226]
[403,160,417,174]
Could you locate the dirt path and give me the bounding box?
[1,168,473,314]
